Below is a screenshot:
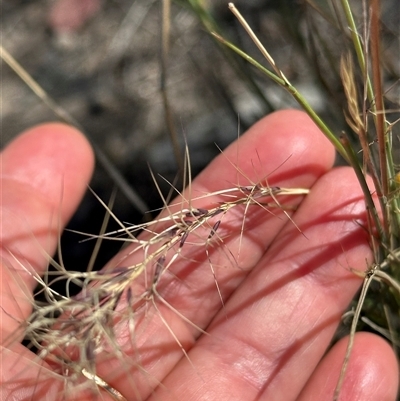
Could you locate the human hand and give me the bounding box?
[1,110,398,400]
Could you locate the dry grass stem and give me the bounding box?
[224,2,399,400]
[2,1,399,399]
[1,176,308,398]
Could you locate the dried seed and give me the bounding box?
[210,208,224,217]
[153,255,166,284]
[180,230,189,248]
[208,220,221,239]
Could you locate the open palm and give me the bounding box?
[1,110,397,401]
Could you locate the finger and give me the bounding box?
[298,332,399,401]
[93,110,336,398]
[0,124,94,400]
[149,167,377,401]
[0,123,94,338]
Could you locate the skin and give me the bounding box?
[0,110,398,401]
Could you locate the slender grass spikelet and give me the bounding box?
[1,1,399,400]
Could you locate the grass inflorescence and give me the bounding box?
[1,0,399,400]
[2,169,309,399]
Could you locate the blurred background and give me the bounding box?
[2,0,399,274]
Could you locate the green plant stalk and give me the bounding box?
[340,134,385,256]
[388,168,400,248]
[340,0,375,108]
[340,1,400,246]
[340,0,396,189]
[186,0,274,112]
[370,0,400,246]
[211,32,349,162]
[341,0,391,203]
[370,0,388,194]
